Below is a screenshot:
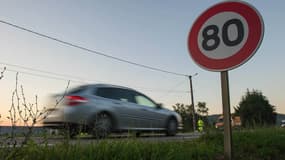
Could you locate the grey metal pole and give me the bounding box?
[221,71,232,160]
[189,74,197,131]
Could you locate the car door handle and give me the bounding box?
[140,108,147,111]
[113,102,121,105]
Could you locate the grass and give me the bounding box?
[1,127,285,160]
[200,127,285,159]
[3,140,222,160]
[232,128,285,159]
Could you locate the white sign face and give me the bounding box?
[188,1,264,71]
[197,12,249,59]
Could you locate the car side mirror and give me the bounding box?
[156,103,163,109]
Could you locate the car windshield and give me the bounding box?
[135,94,156,108]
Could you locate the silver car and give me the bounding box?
[43,84,183,138]
[281,120,285,128]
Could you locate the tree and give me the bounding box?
[196,102,209,126]
[197,102,209,117]
[234,89,276,127]
[172,103,195,131]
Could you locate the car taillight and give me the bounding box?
[66,95,88,106]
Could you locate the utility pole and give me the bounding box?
[189,73,198,131]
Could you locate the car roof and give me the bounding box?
[86,83,137,92]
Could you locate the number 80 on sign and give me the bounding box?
[188,1,264,71]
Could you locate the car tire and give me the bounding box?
[166,118,177,136]
[91,113,112,138]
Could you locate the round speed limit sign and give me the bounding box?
[188,1,264,71]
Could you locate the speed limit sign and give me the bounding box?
[188,1,264,159]
[188,1,264,71]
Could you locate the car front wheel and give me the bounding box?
[166,118,177,136]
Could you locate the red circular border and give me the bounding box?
[188,1,263,71]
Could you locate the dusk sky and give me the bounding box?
[0,0,284,125]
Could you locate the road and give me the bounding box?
[1,132,202,147]
[71,133,201,143]
[46,132,202,145]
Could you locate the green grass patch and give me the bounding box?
[1,128,285,160]
[7,140,221,160]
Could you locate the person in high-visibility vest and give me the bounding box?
[197,119,204,132]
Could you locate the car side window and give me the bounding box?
[115,88,135,103]
[95,87,135,103]
[134,94,156,108]
[95,88,115,99]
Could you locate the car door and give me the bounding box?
[111,88,143,129]
[133,92,168,129]
[94,87,127,128]
[98,88,145,129]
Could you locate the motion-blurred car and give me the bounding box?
[43,84,182,138]
[281,120,285,128]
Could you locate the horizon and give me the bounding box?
[0,1,284,125]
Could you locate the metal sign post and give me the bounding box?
[187,2,264,160]
[221,71,232,159]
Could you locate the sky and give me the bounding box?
[0,0,284,125]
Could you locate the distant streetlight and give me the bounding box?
[189,73,198,131]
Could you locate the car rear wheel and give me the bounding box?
[166,118,177,136]
[91,113,112,138]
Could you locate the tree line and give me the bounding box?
[173,89,276,131]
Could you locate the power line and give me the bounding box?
[157,79,188,99]
[0,61,95,82]
[0,20,188,77]
[0,62,189,93]
[5,68,84,84]
[0,66,189,94]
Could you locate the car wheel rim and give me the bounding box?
[94,114,111,138]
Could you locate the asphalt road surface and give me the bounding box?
[1,132,202,147]
[48,132,202,145]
